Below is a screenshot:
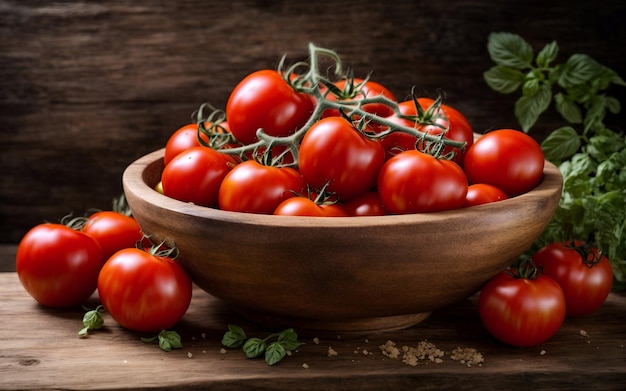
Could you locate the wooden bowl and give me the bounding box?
[123,148,562,335]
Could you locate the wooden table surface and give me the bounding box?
[1,246,625,390]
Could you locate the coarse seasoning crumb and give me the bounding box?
[302,363,309,369]
[328,346,338,357]
[219,348,227,354]
[580,329,589,337]
[379,340,444,366]
[379,340,401,359]
[450,347,484,367]
[313,337,320,345]
[187,352,193,358]
[540,350,547,356]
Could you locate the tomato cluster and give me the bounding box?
[16,199,192,334]
[479,241,614,347]
[159,47,546,217]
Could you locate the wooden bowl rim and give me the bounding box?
[123,148,563,229]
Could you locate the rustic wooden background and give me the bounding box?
[1,0,625,244]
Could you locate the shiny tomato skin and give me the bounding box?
[273,197,349,217]
[299,117,386,202]
[377,150,468,214]
[464,129,544,197]
[479,271,566,347]
[97,248,192,333]
[218,160,307,214]
[532,241,614,317]
[226,69,314,145]
[16,224,104,308]
[464,183,509,207]
[164,124,204,166]
[323,78,397,118]
[161,146,236,207]
[82,211,143,261]
[343,191,388,216]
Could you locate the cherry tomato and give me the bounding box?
[161,146,237,207]
[323,77,397,118]
[226,69,314,144]
[464,129,544,197]
[479,265,566,347]
[274,197,349,217]
[299,116,385,202]
[82,211,143,261]
[164,124,206,166]
[343,191,387,216]
[218,160,307,214]
[532,241,614,317]
[98,247,192,333]
[464,183,509,207]
[377,150,468,214]
[16,224,104,307]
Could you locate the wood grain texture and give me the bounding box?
[0,270,625,390]
[1,0,625,243]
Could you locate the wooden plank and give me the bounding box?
[1,271,624,390]
[2,0,626,244]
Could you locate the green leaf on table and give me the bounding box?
[222,324,247,348]
[265,342,287,366]
[243,337,266,359]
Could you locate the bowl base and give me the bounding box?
[229,306,432,337]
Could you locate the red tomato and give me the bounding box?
[274,197,349,217]
[16,224,104,307]
[382,99,474,165]
[479,267,566,347]
[218,160,307,214]
[98,247,192,333]
[343,191,387,216]
[464,129,544,196]
[323,77,397,118]
[299,117,385,202]
[82,211,143,261]
[164,124,206,166]
[377,150,468,214]
[464,183,509,207]
[226,69,314,144]
[161,146,237,207]
[532,241,614,317]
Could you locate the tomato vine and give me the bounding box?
[194,43,466,167]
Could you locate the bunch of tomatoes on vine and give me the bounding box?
[159,43,546,217]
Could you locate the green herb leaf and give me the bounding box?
[78,305,105,337]
[514,82,552,132]
[558,54,604,88]
[277,328,304,351]
[265,342,287,366]
[221,324,247,348]
[536,41,558,68]
[141,330,183,352]
[554,93,583,124]
[483,65,525,94]
[243,337,266,359]
[487,32,534,69]
[540,126,581,163]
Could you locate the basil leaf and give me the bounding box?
[487,32,533,69]
[536,41,558,68]
[558,53,604,88]
[222,324,247,348]
[243,337,266,359]
[540,126,581,163]
[483,65,525,93]
[514,82,552,132]
[265,342,287,366]
[554,93,582,124]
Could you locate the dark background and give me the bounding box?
[1,0,625,244]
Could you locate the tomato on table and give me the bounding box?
[377,150,468,214]
[82,211,143,261]
[226,69,314,145]
[97,245,192,333]
[478,261,566,347]
[464,129,544,196]
[16,223,104,308]
[532,241,614,317]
